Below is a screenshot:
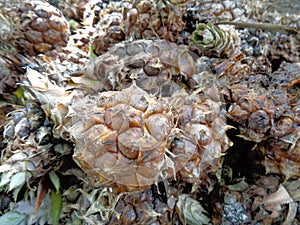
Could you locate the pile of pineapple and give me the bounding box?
[0,0,299,224]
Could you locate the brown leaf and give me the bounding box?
[35,177,47,215]
[264,184,293,211]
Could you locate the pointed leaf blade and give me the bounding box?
[49,171,60,193]
[51,189,62,225]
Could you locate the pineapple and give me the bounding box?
[122,0,185,42]
[49,0,89,22]
[214,53,300,180]
[26,73,180,191]
[0,0,70,56]
[170,83,233,187]
[182,0,267,33]
[91,11,125,55]
[26,64,233,193]
[83,0,129,26]
[84,1,128,55]
[190,23,241,58]
[70,85,178,192]
[0,53,23,101]
[255,63,300,181]
[0,101,52,197]
[212,51,300,148]
[109,187,175,224]
[211,52,271,142]
[74,39,197,96]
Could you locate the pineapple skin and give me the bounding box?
[0,0,70,56]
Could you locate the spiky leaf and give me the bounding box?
[49,171,60,193]
[9,172,26,191]
[177,194,210,225]
[51,189,62,225]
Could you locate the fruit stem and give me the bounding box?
[216,21,298,35]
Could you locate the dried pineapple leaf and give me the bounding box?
[36,180,47,215]
[283,180,300,201]
[282,202,298,225]
[264,184,294,207]
[24,68,69,108]
[25,68,57,90]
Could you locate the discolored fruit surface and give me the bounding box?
[0,0,70,56]
[76,39,197,96]
[67,85,178,191]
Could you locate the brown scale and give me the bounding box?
[0,0,70,56]
[75,39,198,97]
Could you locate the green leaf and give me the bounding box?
[12,185,24,202]
[51,189,62,225]
[177,194,210,225]
[0,211,26,225]
[89,44,97,60]
[9,172,26,191]
[13,87,25,100]
[0,171,12,187]
[49,171,60,193]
